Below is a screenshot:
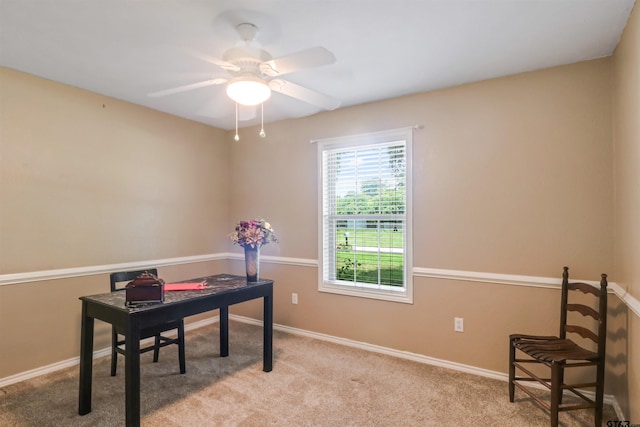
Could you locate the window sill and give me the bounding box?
[319,281,413,304]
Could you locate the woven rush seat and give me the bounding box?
[512,336,598,363]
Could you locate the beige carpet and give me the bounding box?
[0,321,617,426]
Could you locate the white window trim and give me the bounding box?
[314,127,414,304]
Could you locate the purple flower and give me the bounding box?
[229,218,278,248]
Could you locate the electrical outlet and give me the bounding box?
[292,293,298,304]
[454,317,464,332]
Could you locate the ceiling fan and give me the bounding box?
[148,22,341,120]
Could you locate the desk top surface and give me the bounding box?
[80,273,273,312]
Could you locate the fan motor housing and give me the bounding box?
[224,47,271,64]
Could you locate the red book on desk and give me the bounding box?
[164,282,206,291]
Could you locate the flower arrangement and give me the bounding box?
[230,219,278,249]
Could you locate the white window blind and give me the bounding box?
[317,128,412,303]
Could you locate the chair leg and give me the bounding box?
[557,368,564,405]
[595,361,605,427]
[153,334,161,362]
[508,339,516,402]
[178,321,186,374]
[550,363,561,427]
[110,327,118,377]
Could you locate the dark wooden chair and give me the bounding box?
[110,269,186,376]
[509,266,607,427]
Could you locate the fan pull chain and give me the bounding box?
[234,103,239,141]
[259,103,266,138]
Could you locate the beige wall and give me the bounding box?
[229,59,613,279]
[227,58,622,388]
[0,67,231,377]
[613,2,640,422]
[0,68,230,273]
[0,47,634,420]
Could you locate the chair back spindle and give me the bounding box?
[110,268,158,292]
[108,268,185,376]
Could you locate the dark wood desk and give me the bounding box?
[78,274,273,427]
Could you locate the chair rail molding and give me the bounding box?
[1,255,638,318]
[0,253,227,286]
[413,267,639,317]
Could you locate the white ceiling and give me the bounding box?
[0,0,635,130]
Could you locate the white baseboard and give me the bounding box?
[0,313,626,422]
[230,314,625,421]
[0,316,218,389]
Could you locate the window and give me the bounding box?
[316,128,412,303]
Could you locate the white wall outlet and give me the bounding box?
[292,293,298,304]
[454,317,464,332]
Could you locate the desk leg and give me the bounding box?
[263,284,273,372]
[78,302,94,415]
[220,306,229,357]
[125,317,141,427]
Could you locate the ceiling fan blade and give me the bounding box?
[260,47,336,77]
[148,78,227,97]
[269,79,341,111]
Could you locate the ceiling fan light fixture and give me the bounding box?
[226,77,271,106]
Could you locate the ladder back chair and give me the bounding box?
[110,269,186,376]
[509,266,608,427]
